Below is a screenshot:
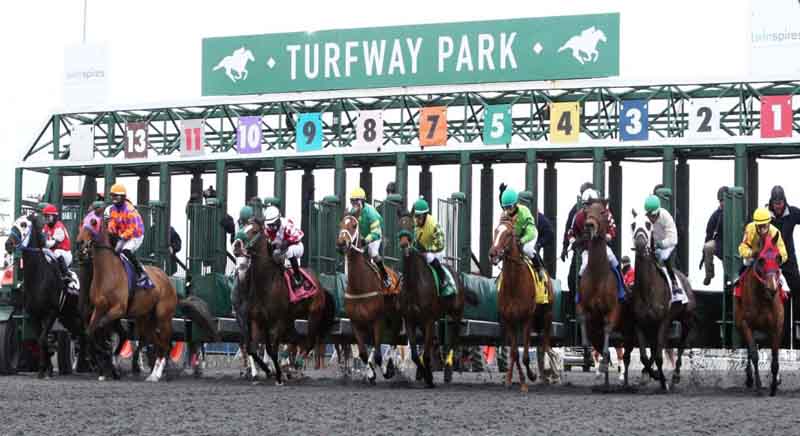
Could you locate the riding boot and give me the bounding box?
[123,249,145,277]
[289,256,303,289]
[430,257,449,289]
[376,259,391,288]
[665,261,680,295]
[532,253,547,281]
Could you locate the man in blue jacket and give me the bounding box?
[701,186,726,286]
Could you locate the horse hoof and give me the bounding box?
[443,365,453,384]
[275,380,284,387]
[37,372,45,380]
[520,384,528,393]
[98,376,106,381]
[745,378,754,389]
[526,368,537,383]
[146,376,159,382]
[424,382,436,389]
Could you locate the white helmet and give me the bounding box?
[264,206,280,225]
[581,189,600,204]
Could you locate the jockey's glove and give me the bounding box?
[46,239,55,249]
[655,241,663,249]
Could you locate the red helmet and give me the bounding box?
[42,204,58,215]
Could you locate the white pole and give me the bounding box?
[82,0,87,43]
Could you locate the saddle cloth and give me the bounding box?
[497,257,549,304]
[42,250,80,296]
[575,266,626,305]
[120,253,155,292]
[282,269,319,303]
[427,263,456,297]
[365,257,400,295]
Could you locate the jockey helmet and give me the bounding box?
[91,200,106,211]
[753,207,771,225]
[42,204,58,215]
[350,187,367,201]
[644,195,661,215]
[581,189,600,205]
[579,182,594,194]
[110,183,127,196]
[264,206,281,226]
[413,197,430,215]
[500,188,518,208]
[239,206,254,221]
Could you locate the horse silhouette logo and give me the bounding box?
[213,46,255,83]
[558,26,607,65]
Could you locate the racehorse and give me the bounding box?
[336,215,400,384]
[75,214,217,381]
[235,218,335,386]
[4,214,88,378]
[734,231,785,396]
[629,210,696,390]
[396,210,474,388]
[488,214,541,392]
[580,200,624,391]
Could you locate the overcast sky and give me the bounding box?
[2,0,797,290]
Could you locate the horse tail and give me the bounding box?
[557,42,569,52]
[178,296,219,342]
[212,59,226,71]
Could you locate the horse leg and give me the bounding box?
[654,322,668,391]
[34,314,56,378]
[622,339,633,388]
[512,329,526,393]
[602,324,612,390]
[672,315,691,386]
[739,321,760,392]
[421,321,435,388]
[770,330,780,397]
[352,322,375,384]
[372,321,388,380]
[635,327,654,383]
[504,327,514,388]
[406,318,423,382]
[522,319,535,385]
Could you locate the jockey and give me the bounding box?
[739,207,788,271]
[621,256,635,288]
[568,189,620,274]
[411,197,448,289]
[263,205,305,288]
[499,187,545,279]
[104,183,147,286]
[349,187,391,288]
[644,195,681,294]
[41,204,74,288]
[90,200,106,219]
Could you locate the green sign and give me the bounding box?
[483,104,512,145]
[202,14,619,96]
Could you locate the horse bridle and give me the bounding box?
[490,222,523,265]
[338,216,364,254]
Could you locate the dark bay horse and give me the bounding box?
[488,215,543,392]
[580,200,625,391]
[76,215,217,381]
[5,215,87,378]
[235,218,335,386]
[397,211,474,388]
[735,230,784,396]
[629,210,696,391]
[336,215,400,384]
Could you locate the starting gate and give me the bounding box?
[438,193,467,272]
[138,201,168,269]
[374,194,403,270]
[186,202,226,275]
[308,195,342,275]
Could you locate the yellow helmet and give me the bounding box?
[753,207,771,225]
[350,187,366,201]
[110,183,127,196]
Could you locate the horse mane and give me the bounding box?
[27,213,45,249]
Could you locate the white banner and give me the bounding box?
[63,42,109,107]
[751,0,800,77]
[180,119,205,157]
[70,125,94,162]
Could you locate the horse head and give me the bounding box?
[630,208,654,255]
[488,214,516,265]
[584,199,609,241]
[753,231,783,300]
[5,215,33,254]
[396,209,415,255]
[75,211,112,257]
[336,215,360,254]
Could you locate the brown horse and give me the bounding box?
[488,214,543,392]
[396,210,474,388]
[75,214,217,381]
[734,230,784,396]
[336,215,400,384]
[234,218,335,386]
[629,210,696,391]
[580,200,624,391]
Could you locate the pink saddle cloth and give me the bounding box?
[284,269,318,303]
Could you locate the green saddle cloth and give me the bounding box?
[428,264,456,297]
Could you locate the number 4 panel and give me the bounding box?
[550,102,580,144]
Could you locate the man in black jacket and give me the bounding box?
[768,186,800,293]
[701,187,727,286]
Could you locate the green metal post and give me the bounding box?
[525,149,538,209]
[543,161,557,278]
[80,175,98,215]
[746,154,759,221]
[734,144,747,194]
[274,158,286,215]
[334,155,346,215]
[214,160,227,274]
[103,165,115,200]
[723,186,745,348]
[479,162,493,277]
[459,152,472,273]
[53,115,60,160]
[360,166,373,203]
[592,148,605,196]
[159,163,171,272]
[245,169,258,201]
[137,175,150,204]
[676,157,690,273]
[419,164,432,204]
[49,169,63,211]
[395,152,408,209]
[14,168,22,219]
[662,146,675,214]
[608,160,622,258]
[301,168,315,267]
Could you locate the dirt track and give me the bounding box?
[3,359,800,436]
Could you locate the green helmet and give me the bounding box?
[239,206,254,221]
[413,198,430,215]
[90,200,106,210]
[644,195,661,214]
[501,188,518,208]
